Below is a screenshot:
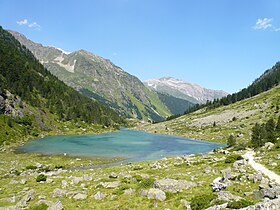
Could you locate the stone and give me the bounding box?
[99,181,120,189]
[139,190,148,197]
[82,174,93,181]
[180,199,191,210]
[262,142,274,150]
[39,200,64,210]
[259,178,269,189]
[205,203,228,210]
[154,178,197,193]
[20,179,27,185]
[276,154,280,160]
[94,191,106,200]
[52,188,67,198]
[9,180,19,185]
[239,197,280,210]
[46,178,53,183]
[204,166,212,174]
[17,189,35,207]
[259,188,277,199]
[61,180,68,189]
[147,188,166,201]
[109,172,118,178]
[211,177,226,192]
[248,173,262,183]
[73,193,87,201]
[124,188,135,195]
[217,191,242,202]
[150,162,162,169]
[221,168,232,181]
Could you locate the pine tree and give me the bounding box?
[265,118,276,143]
[227,134,236,147]
[251,123,266,148]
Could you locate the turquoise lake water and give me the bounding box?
[17,129,225,162]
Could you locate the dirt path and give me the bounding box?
[243,150,280,184]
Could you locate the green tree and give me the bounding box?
[276,115,280,133]
[265,118,276,143]
[251,123,266,148]
[227,134,236,147]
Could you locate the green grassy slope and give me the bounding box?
[137,85,280,143]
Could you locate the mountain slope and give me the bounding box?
[137,85,280,143]
[144,77,228,104]
[0,26,125,144]
[9,30,171,121]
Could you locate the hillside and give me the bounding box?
[144,77,228,104]
[137,85,280,143]
[0,26,125,145]
[9,31,172,122]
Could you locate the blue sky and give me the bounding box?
[1,0,280,93]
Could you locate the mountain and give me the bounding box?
[0,26,125,145]
[9,30,171,122]
[144,77,228,104]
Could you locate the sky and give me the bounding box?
[1,0,280,93]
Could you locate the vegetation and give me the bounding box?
[190,192,217,210]
[227,134,236,147]
[227,199,254,209]
[36,174,47,182]
[225,154,240,164]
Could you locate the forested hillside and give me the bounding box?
[0,26,125,145]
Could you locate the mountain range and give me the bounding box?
[9,30,228,121]
[144,77,228,104]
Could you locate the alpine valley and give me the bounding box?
[9,31,227,122]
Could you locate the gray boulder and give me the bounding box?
[239,198,280,210]
[99,181,120,189]
[211,177,226,192]
[147,188,166,201]
[94,191,106,200]
[52,188,67,198]
[154,178,196,193]
[73,193,87,201]
[205,203,228,210]
[217,191,242,202]
[17,189,35,208]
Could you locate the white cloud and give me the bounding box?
[28,22,41,29]
[16,19,41,30]
[253,18,273,30]
[16,19,28,25]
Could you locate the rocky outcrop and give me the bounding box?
[154,178,197,193]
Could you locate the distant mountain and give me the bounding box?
[9,30,171,121]
[144,77,228,104]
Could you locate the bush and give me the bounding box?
[190,192,217,210]
[225,154,240,163]
[26,165,37,170]
[137,178,155,189]
[36,174,47,182]
[227,199,254,209]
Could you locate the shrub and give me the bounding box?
[133,174,143,182]
[137,178,155,189]
[227,199,254,209]
[26,165,37,170]
[36,174,47,182]
[225,154,240,163]
[190,192,217,210]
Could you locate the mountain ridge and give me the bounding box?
[9,30,173,122]
[144,77,228,104]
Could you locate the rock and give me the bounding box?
[248,173,263,183]
[211,177,226,192]
[217,191,242,202]
[221,168,232,181]
[17,189,35,207]
[99,181,120,189]
[154,178,197,193]
[239,197,280,210]
[262,142,274,150]
[109,172,118,178]
[204,166,212,174]
[73,193,87,201]
[268,160,278,167]
[82,174,93,181]
[205,203,228,210]
[20,179,27,185]
[9,180,19,185]
[276,154,280,160]
[147,188,166,201]
[150,162,162,169]
[259,178,269,189]
[180,199,191,210]
[48,200,64,210]
[94,191,106,200]
[71,176,83,185]
[259,188,277,199]
[46,178,53,183]
[52,188,67,198]
[61,180,68,189]
[124,188,135,195]
[139,190,148,197]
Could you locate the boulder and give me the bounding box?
[239,198,280,210]
[52,188,67,198]
[217,191,242,202]
[147,188,166,201]
[94,191,106,200]
[205,203,228,210]
[99,181,120,189]
[73,193,87,201]
[262,142,274,150]
[109,172,118,179]
[61,180,68,189]
[154,178,197,193]
[211,177,226,192]
[17,189,35,208]
[124,188,135,195]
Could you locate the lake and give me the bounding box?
[17,129,225,163]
